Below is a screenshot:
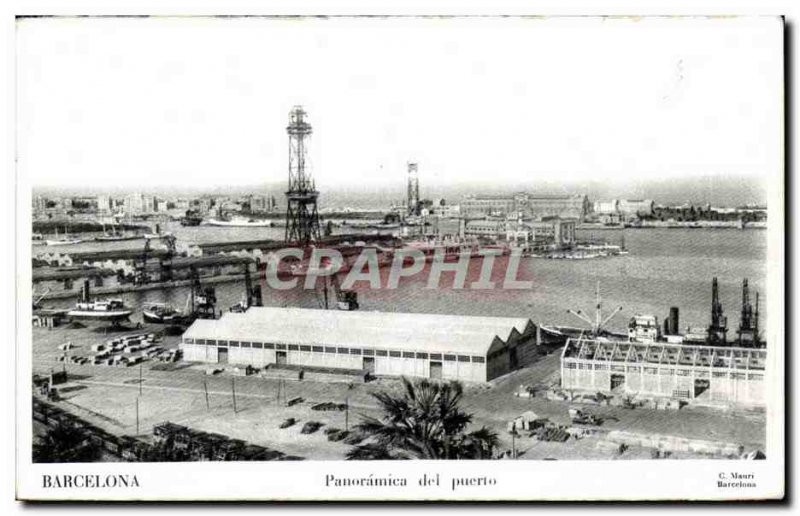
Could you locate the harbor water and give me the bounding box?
[39,225,767,337]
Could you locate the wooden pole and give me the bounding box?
[139,364,143,396]
[203,380,210,410]
[345,397,349,431]
[511,431,517,459]
[232,377,238,414]
[135,397,139,435]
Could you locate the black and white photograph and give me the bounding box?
[13,13,785,501]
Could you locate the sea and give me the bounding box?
[37,223,768,337]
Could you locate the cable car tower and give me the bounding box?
[284,106,321,246]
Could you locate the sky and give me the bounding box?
[17,16,782,204]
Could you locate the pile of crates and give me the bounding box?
[87,333,177,367]
[152,422,287,461]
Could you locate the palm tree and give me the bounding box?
[346,377,499,460]
[33,420,101,463]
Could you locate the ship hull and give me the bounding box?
[205,219,274,227]
[67,309,132,321]
[46,240,82,246]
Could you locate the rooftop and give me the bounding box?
[183,307,533,356]
[561,339,766,370]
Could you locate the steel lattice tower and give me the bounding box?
[284,106,321,246]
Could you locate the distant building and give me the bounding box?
[249,195,268,213]
[180,307,545,383]
[593,199,619,214]
[96,195,114,213]
[428,199,461,218]
[463,217,576,249]
[460,196,515,218]
[32,195,48,215]
[618,199,654,218]
[506,218,577,247]
[124,193,157,214]
[462,192,590,222]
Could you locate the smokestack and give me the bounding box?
[81,280,91,303]
[669,307,679,335]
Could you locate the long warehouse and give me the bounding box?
[560,339,766,406]
[180,307,542,382]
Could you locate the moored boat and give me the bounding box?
[142,302,184,324]
[66,281,132,324]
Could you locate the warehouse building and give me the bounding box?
[560,339,766,406]
[181,307,542,382]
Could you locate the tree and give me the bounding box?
[33,421,101,463]
[346,377,499,460]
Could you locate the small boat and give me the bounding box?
[67,298,133,322]
[95,221,138,242]
[96,234,143,242]
[142,302,184,324]
[205,217,274,227]
[46,227,82,246]
[46,226,83,246]
[67,281,132,324]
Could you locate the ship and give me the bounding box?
[67,281,132,325]
[180,209,204,227]
[205,216,274,227]
[95,222,144,242]
[46,227,82,246]
[142,302,185,324]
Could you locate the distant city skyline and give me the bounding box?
[33,173,767,209]
[18,17,781,198]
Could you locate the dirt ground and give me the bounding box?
[31,323,767,461]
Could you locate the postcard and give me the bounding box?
[15,14,785,501]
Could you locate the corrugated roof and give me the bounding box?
[183,307,532,356]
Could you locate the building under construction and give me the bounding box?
[560,339,766,406]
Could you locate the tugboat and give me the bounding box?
[180,209,204,227]
[67,281,132,325]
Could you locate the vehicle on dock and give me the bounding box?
[568,408,601,426]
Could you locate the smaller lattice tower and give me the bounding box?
[284,106,321,246]
[406,162,420,216]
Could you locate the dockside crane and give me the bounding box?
[230,260,263,313]
[188,265,217,319]
[316,264,359,311]
[736,278,761,348]
[159,234,177,283]
[707,277,728,346]
[133,238,152,285]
